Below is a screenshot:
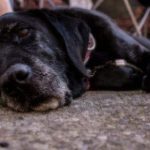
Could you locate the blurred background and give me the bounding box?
[9,0,150,37]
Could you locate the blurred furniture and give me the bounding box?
[92,0,149,37]
[92,0,104,9]
[12,0,64,10]
[11,0,150,37]
[137,0,150,35]
[69,0,93,9]
[123,0,150,36]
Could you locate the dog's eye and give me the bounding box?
[18,29,30,38]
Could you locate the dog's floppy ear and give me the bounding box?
[27,9,90,77]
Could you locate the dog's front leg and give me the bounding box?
[109,33,150,91]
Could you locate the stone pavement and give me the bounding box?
[0,91,150,150]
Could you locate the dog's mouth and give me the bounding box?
[0,78,72,112]
[1,90,72,112]
[31,97,61,112]
[0,81,72,112]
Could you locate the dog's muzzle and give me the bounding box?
[0,63,72,112]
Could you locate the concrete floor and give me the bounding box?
[0,91,150,150]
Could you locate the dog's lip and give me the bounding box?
[1,92,63,112]
[4,96,62,112]
[31,97,60,112]
[1,89,72,112]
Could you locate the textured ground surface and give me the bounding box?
[0,91,150,150]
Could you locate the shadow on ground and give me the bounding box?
[0,91,150,150]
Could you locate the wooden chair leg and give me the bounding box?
[92,0,104,10]
[138,8,150,32]
[123,0,142,36]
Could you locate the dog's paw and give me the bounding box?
[142,75,150,92]
[90,62,143,90]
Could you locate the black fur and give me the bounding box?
[0,7,150,111]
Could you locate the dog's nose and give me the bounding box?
[10,64,31,83]
[1,64,32,95]
[6,64,32,83]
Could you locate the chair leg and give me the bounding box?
[123,0,142,36]
[47,0,55,7]
[39,0,44,8]
[92,0,104,10]
[138,8,150,32]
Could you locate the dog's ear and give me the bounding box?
[27,9,90,77]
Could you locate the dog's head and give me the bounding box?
[0,9,90,111]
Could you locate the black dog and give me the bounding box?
[0,7,150,112]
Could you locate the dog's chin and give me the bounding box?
[1,93,70,112]
[31,98,61,112]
